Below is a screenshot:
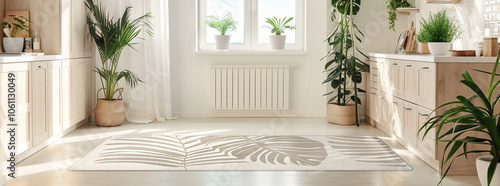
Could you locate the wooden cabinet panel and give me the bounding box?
[403,101,417,148]
[390,60,404,98]
[378,61,390,94]
[370,62,379,90]
[32,62,49,146]
[417,63,436,109]
[404,62,418,103]
[0,63,32,154]
[391,97,405,142]
[369,90,379,122]
[62,59,86,130]
[84,59,93,117]
[417,106,436,159]
[48,61,62,136]
[378,92,391,130]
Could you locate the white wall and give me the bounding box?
[169,0,329,117]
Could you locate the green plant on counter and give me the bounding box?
[85,0,153,101]
[416,10,461,43]
[206,13,238,35]
[322,0,369,127]
[386,0,412,31]
[419,50,500,186]
[1,15,30,37]
[263,16,296,35]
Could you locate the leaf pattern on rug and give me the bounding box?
[199,136,328,166]
[327,136,412,169]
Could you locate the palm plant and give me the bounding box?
[322,0,369,126]
[263,16,296,35]
[1,15,30,37]
[420,50,500,185]
[85,0,153,101]
[206,13,238,35]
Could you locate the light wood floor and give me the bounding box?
[7,118,480,186]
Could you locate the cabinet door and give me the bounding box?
[62,59,86,130]
[0,63,32,154]
[378,92,392,131]
[404,62,418,103]
[403,101,417,148]
[32,62,49,146]
[48,61,63,136]
[370,62,379,90]
[390,60,404,98]
[378,60,389,94]
[392,97,405,142]
[417,63,436,109]
[61,0,87,58]
[369,90,379,123]
[84,59,93,117]
[417,106,436,159]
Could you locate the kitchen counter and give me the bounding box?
[370,53,498,63]
[0,55,66,63]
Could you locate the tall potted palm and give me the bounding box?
[85,0,153,127]
[322,0,369,126]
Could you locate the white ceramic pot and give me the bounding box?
[3,37,24,53]
[214,35,230,51]
[476,156,500,186]
[428,42,451,55]
[326,103,356,125]
[269,35,286,51]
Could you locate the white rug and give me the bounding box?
[70,135,412,171]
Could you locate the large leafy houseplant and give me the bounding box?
[386,0,412,31]
[420,50,500,185]
[416,10,460,43]
[85,0,152,101]
[322,0,369,126]
[1,15,29,37]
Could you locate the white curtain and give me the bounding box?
[99,0,175,123]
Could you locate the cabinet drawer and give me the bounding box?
[417,63,436,109]
[404,62,418,103]
[417,106,436,159]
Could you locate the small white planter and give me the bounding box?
[214,35,230,51]
[269,35,286,51]
[428,42,451,55]
[3,37,24,53]
[476,156,500,186]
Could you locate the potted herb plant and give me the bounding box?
[206,13,238,51]
[416,10,461,55]
[85,0,152,127]
[322,0,369,126]
[419,50,500,186]
[263,16,296,51]
[386,0,413,31]
[1,15,29,53]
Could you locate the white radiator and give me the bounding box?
[210,65,291,110]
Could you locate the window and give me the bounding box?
[198,0,305,51]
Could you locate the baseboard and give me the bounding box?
[174,112,326,118]
[16,118,89,163]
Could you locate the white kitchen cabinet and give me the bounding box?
[369,89,379,123]
[31,62,49,146]
[403,101,417,148]
[62,59,89,130]
[417,106,436,159]
[391,97,405,142]
[0,63,32,154]
[404,62,418,103]
[378,92,391,130]
[48,61,63,136]
[390,60,405,98]
[417,63,436,109]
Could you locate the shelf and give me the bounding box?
[425,0,461,4]
[396,8,420,15]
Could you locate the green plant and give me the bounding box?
[322,0,369,126]
[263,16,296,35]
[1,15,30,37]
[416,10,461,43]
[85,0,153,101]
[420,50,500,186]
[206,13,238,35]
[386,0,412,31]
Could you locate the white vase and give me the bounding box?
[214,35,230,51]
[428,42,450,55]
[476,156,500,186]
[3,37,24,53]
[269,35,286,51]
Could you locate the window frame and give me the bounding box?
[197,0,305,52]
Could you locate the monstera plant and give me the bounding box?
[322,0,369,126]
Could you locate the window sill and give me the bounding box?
[195,50,308,56]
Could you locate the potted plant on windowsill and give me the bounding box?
[263,16,296,51]
[206,13,238,51]
[416,10,461,55]
[1,15,29,53]
[419,50,500,186]
[85,0,153,127]
[322,0,369,126]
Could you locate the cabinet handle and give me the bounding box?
[371,92,376,95]
[406,65,412,68]
[419,113,429,116]
[403,107,412,110]
[373,74,378,77]
[38,65,46,69]
[393,63,398,66]
[393,101,397,104]
[422,67,429,70]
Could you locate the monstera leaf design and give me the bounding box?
[94,135,245,170]
[199,136,328,166]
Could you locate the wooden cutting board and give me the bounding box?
[450,50,476,56]
[4,10,30,37]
